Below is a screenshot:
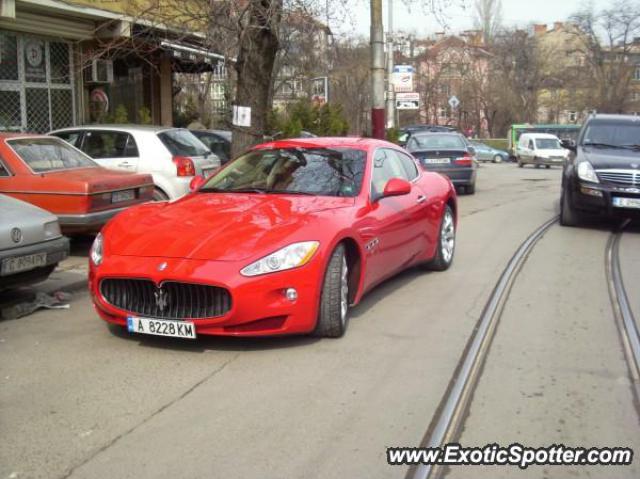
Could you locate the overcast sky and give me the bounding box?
[332,0,610,38]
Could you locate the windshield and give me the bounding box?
[158,129,210,157]
[8,137,98,172]
[535,138,562,150]
[582,122,640,147]
[201,147,366,197]
[407,135,466,151]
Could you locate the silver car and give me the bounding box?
[0,195,69,290]
[49,125,220,201]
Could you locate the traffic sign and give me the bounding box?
[448,95,460,109]
[396,92,419,110]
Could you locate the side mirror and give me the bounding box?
[383,177,412,198]
[561,139,577,152]
[189,175,205,192]
[467,146,476,156]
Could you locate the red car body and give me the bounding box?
[90,138,457,337]
[0,134,154,233]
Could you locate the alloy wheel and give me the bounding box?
[441,210,455,264]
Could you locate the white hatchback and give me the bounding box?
[49,125,220,200]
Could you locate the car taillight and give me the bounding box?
[173,156,196,177]
[454,154,473,166]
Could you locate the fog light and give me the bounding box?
[580,186,603,197]
[284,288,298,302]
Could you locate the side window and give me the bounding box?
[371,149,406,199]
[82,131,138,159]
[528,140,534,150]
[53,131,82,148]
[388,149,419,181]
[0,159,10,177]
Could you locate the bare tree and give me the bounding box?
[570,0,640,113]
[474,0,502,45]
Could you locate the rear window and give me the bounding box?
[158,129,210,157]
[407,134,466,151]
[8,137,98,173]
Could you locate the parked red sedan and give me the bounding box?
[0,134,154,233]
[89,138,457,339]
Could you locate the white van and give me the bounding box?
[516,133,568,168]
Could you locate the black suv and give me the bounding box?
[560,114,640,226]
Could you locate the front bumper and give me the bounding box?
[58,207,129,230]
[90,254,326,337]
[427,167,476,186]
[534,156,565,166]
[0,236,70,289]
[570,180,640,219]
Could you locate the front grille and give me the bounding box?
[596,169,640,187]
[100,279,232,320]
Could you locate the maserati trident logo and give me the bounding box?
[10,227,22,244]
[154,288,169,312]
[157,262,168,271]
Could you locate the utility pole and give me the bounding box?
[370,0,385,139]
[385,0,395,130]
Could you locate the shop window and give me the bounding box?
[0,33,18,81]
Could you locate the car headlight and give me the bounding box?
[240,241,319,277]
[43,220,61,239]
[90,233,103,266]
[577,161,599,183]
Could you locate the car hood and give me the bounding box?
[106,193,354,261]
[581,146,640,169]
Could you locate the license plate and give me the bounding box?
[612,197,640,209]
[112,190,135,203]
[1,252,47,276]
[424,158,450,164]
[127,316,197,339]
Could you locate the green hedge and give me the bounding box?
[478,138,509,151]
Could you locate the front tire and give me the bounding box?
[517,157,524,168]
[423,205,455,271]
[313,244,349,338]
[560,188,581,227]
[493,154,502,163]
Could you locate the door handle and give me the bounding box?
[416,195,427,204]
[117,162,131,167]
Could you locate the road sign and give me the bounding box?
[448,95,460,109]
[392,65,414,93]
[396,92,419,110]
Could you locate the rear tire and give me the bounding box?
[560,188,581,227]
[465,183,476,195]
[545,165,551,169]
[313,245,349,338]
[152,188,169,201]
[423,205,455,271]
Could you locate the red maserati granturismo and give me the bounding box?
[89,138,457,339]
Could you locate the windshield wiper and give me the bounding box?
[226,187,269,194]
[269,190,316,196]
[583,142,625,149]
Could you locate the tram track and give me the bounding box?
[408,218,640,479]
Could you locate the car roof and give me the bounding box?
[253,137,396,151]
[520,133,559,139]
[410,131,463,137]
[50,124,181,133]
[589,114,640,122]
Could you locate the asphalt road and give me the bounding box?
[1,163,638,479]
